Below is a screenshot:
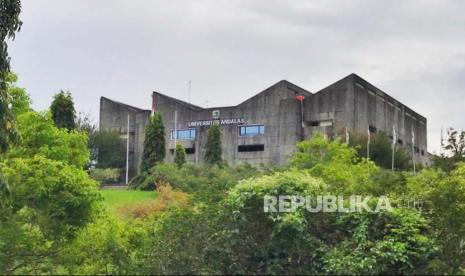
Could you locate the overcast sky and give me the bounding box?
[8,0,465,153]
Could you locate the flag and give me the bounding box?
[345,127,350,144]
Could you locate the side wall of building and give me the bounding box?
[302,74,429,165]
[152,81,310,166]
[99,97,151,178]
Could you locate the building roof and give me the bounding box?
[100,96,151,113]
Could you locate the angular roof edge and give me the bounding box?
[152,91,204,111]
[100,96,151,113]
[314,73,426,122]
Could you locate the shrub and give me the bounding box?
[89,168,120,185]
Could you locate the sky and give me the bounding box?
[8,0,465,153]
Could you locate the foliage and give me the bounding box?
[89,168,120,185]
[174,143,186,168]
[58,214,147,275]
[118,182,189,219]
[433,128,465,172]
[204,124,223,166]
[6,72,31,117]
[406,165,465,273]
[0,156,100,274]
[89,130,126,169]
[0,0,22,152]
[140,112,165,172]
[133,162,262,204]
[291,133,378,194]
[7,111,89,168]
[75,111,96,135]
[217,170,436,274]
[50,90,76,131]
[349,130,412,170]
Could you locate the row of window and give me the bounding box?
[170,125,265,140]
[170,144,265,155]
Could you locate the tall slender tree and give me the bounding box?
[141,112,166,172]
[174,143,186,168]
[0,0,22,152]
[204,124,223,166]
[50,90,76,130]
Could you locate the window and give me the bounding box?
[170,147,195,155]
[239,125,265,137]
[369,125,377,133]
[319,120,333,127]
[398,139,403,145]
[171,129,196,140]
[238,144,265,152]
[421,150,425,156]
[308,120,333,127]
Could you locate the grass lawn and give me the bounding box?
[100,189,157,215]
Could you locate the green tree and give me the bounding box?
[433,128,465,172]
[406,165,465,272]
[349,131,411,170]
[141,112,165,172]
[6,72,31,117]
[8,111,89,168]
[0,0,22,152]
[0,156,100,274]
[50,90,76,131]
[174,143,186,168]
[204,124,222,166]
[90,130,126,169]
[291,133,377,194]
[219,170,436,274]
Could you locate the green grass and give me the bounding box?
[100,189,156,214]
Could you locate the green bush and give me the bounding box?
[0,156,101,273]
[89,168,120,185]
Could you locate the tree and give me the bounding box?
[141,112,165,172]
[432,128,465,172]
[89,130,126,169]
[349,131,411,171]
[204,124,222,166]
[50,90,76,131]
[76,111,96,135]
[0,0,22,152]
[174,143,186,168]
[8,111,89,168]
[6,72,31,117]
[0,156,100,273]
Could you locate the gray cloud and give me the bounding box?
[8,0,465,153]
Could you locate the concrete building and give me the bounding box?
[100,73,428,177]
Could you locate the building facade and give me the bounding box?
[100,73,429,177]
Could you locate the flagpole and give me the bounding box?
[392,125,396,171]
[412,128,416,173]
[125,114,130,185]
[174,110,177,147]
[367,126,370,161]
[345,127,349,144]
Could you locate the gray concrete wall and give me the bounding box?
[302,74,429,165]
[99,97,150,178]
[153,80,311,166]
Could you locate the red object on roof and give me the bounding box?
[295,95,305,101]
